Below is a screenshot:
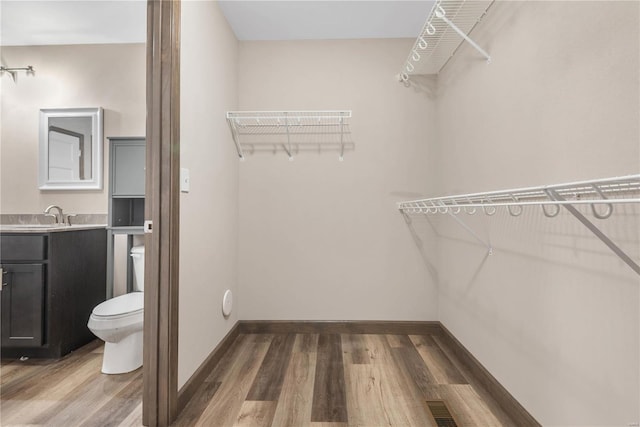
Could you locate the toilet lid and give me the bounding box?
[93,292,144,317]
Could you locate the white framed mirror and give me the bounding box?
[39,107,103,190]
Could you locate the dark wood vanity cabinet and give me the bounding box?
[1,263,45,348]
[0,228,106,359]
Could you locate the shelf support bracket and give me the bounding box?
[227,119,245,160]
[284,113,293,161]
[339,117,345,161]
[436,8,491,62]
[447,211,493,255]
[546,189,640,275]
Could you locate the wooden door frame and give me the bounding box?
[144,0,181,425]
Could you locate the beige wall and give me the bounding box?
[433,2,639,425]
[0,43,146,214]
[178,0,239,389]
[237,39,439,320]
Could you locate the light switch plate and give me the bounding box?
[180,168,190,192]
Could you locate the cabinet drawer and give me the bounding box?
[0,235,48,261]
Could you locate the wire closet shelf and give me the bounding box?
[0,65,35,82]
[398,175,640,275]
[399,0,493,82]
[226,110,352,161]
[398,175,640,219]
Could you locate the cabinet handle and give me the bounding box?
[0,267,7,289]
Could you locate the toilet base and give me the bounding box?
[101,330,143,374]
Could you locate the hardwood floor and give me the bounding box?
[0,340,142,427]
[173,333,517,427]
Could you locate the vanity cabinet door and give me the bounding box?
[0,264,44,347]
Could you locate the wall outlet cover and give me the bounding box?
[222,289,233,317]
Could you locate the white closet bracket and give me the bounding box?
[226,118,245,160]
[546,189,640,275]
[339,117,345,162]
[284,113,293,161]
[447,212,493,255]
[435,5,491,63]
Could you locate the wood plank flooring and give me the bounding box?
[1,333,520,426]
[0,340,142,427]
[174,333,517,426]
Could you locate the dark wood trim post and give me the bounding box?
[144,0,180,425]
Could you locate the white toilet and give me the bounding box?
[88,245,145,374]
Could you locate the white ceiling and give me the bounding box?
[0,1,147,46]
[0,0,433,47]
[218,1,434,41]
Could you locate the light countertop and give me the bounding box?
[0,224,107,233]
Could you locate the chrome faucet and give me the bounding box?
[44,205,64,225]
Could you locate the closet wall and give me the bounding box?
[237,39,439,320]
[179,1,638,423]
[433,2,639,425]
[178,0,239,389]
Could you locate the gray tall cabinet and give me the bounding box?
[106,137,145,298]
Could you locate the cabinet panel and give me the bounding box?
[112,143,145,196]
[0,235,47,261]
[1,264,44,347]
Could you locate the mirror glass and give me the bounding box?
[39,107,103,190]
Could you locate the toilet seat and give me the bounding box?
[88,292,144,345]
[92,292,143,318]
[88,292,144,343]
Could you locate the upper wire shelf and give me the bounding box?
[226,110,352,161]
[399,0,493,82]
[398,175,640,218]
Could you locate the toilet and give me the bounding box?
[88,245,145,374]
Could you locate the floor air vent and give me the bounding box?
[426,400,458,427]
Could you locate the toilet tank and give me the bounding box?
[130,245,145,292]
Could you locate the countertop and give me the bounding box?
[0,224,107,233]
